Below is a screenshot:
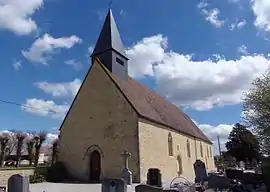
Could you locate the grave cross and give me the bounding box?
[121,149,131,170]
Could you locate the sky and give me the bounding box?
[0,0,270,153]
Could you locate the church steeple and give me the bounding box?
[91,9,129,79]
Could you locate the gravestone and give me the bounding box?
[147,168,162,187]
[225,168,243,180]
[102,178,127,192]
[121,149,132,185]
[193,160,207,183]
[7,174,29,192]
[207,174,230,191]
[241,172,264,187]
[135,184,163,192]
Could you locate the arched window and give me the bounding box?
[168,133,173,156]
[200,142,203,157]
[186,139,191,157]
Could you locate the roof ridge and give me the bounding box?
[93,59,211,144]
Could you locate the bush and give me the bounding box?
[47,161,68,182]
[29,173,46,183]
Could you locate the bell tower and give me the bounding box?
[91,9,129,80]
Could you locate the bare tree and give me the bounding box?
[34,132,47,167]
[15,132,27,167]
[26,136,35,167]
[51,138,59,165]
[0,133,10,167]
[5,130,17,156]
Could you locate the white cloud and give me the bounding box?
[198,123,233,154]
[230,20,246,30]
[192,119,233,154]
[22,33,82,65]
[126,34,270,110]
[13,60,22,71]
[197,2,225,28]
[24,34,270,115]
[21,98,69,119]
[252,0,270,32]
[88,45,94,55]
[197,1,208,9]
[46,133,58,143]
[0,0,44,35]
[120,9,126,16]
[237,45,248,55]
[0,130,14,135]
[65,59,83,70]
[201,8,224,28]
[34,79,82,98]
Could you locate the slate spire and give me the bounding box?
[91,9,129,79]
[91,9,127,59]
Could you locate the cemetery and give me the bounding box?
[0,148,268,192]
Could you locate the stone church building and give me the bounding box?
[58,9,215,184]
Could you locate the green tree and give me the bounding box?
[225,123,260,161]
[243,70,270,156]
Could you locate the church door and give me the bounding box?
[89,150,101,182]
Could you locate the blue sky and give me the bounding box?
[1,0,270,152]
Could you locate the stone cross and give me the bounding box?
[121,149,131,170]
[121,149,132,185]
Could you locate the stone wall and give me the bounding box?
[59,61,140,182]
[0,168,34,185]
[0,167,47,185]
[138,118,215,184]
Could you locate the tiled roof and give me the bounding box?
[99,60,212,144]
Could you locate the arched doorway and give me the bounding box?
[89,150,101,182]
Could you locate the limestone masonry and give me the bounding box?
[58,9,215,184]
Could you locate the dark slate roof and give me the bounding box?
[98,60,212,144]
[91,9,127,59]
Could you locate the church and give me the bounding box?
[58,9,215,184]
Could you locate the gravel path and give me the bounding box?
[30,183,135,192]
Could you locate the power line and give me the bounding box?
[0,99,61,115]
